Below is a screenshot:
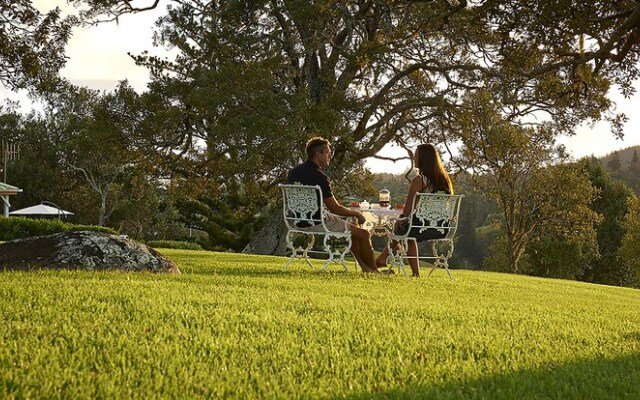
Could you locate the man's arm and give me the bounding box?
[323,196,366,225]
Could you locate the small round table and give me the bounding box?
[350,207,403,237]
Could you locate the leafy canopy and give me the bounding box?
[112,0,640,182]
[0,0,74,92]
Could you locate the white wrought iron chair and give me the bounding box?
[278,183,353,271]
[387,192,463,279]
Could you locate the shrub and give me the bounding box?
[146,240,203,250]
[0,216,117,241]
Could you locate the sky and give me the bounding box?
[3,0,640,174]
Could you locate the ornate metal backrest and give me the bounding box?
[410,193,463,236]
[279,184,323,229]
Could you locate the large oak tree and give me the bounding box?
[8,0,640,185]
[9,1,640,181]
[69,0,640,256]
[73,1,640,164]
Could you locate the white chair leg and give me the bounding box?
[321,234,334,271]
[427,240,454,280]
[283,256,295,270]
[339,253,350,272]
[321,233,352,272]
[427,241,438,277]
[340,236,352,272]
[397,238,410,277]
[302,234,316,269]
[283,232,316,270]
[443,239,454,281]
[444,265,453,281]
[283,231,297,270]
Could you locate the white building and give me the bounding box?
[0,182,22,217]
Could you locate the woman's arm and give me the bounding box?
[393,176,423,231]
[401,176,423,218]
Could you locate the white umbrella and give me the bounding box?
[9,204,74,217]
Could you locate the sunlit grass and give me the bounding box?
[1,249,639,399]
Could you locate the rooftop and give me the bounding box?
[0,182,22,194]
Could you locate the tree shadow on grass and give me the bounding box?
[344,351,640,400]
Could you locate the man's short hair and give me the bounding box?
[306,137,330,159]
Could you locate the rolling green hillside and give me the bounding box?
[1,250,639,399]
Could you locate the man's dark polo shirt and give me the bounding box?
[287,159,333,225]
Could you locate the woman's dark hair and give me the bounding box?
[415,143,453,194]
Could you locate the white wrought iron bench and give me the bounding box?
[387,192,463,279]
[278,183,354,271]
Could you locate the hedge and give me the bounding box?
[146,240,203,250]
[0,216,117,241]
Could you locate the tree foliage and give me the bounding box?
[580,157,637,287]
[39,81,148,225]
[450,173,501,269]
[619,196,640,287]
[456,91,600,273]
[105,0,640,187]
[0,1,74,92]
[0,106,72,208]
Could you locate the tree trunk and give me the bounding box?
[242,208,288,256]
[507,233,528,274]
[98,189,107,227]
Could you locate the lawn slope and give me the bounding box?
[1,249,639,399]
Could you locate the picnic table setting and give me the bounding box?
[348,188,404,237]
[279,182,462,277]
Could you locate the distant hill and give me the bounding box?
[597,145,640,194]
[599,145,640,167]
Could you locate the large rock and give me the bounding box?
[242,208,288,256]
[0,230,180,273]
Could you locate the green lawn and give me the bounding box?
[1,249,639,399]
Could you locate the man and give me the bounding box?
[288,137,380,273]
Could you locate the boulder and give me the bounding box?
[242,208,288,256]
[0,230,180,273]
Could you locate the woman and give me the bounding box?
[375,143,453,276]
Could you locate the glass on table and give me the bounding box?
[379,188,390,208]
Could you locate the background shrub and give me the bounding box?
[146,240,203,250]
[0,216,116,241]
